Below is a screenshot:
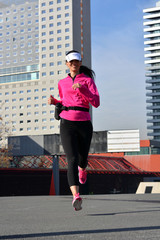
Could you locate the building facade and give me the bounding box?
[143,1,160,140]
[0,0,91,146]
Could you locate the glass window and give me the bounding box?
[49,1,53,5]
[58,70,62,75]
[57,7,61,11]
[50,53,54,57]
[57,15,61,19]
[57,52,62,56]
[42,126,47,130]
[57,61,62,65]
[42,63,46,67]
[57,22,61,26]
[50,62,54,66]
[42,17,46,21]
[49,9,53,13]
[57,0,61,3]
[42,10,46,14]
[65,6,69,10]
[50,71,54,75]
[49,23,54,27]
[49,31,54,35]
[42,2,46,7]
[65,13,69,17]
[35,96,39,100]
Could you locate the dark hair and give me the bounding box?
[66,50,95,80]
[66,50,80,56]
[79,65,95,80]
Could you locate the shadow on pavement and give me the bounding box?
[0,226,160,239]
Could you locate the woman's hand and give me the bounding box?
[72,83,82,90]
[48,95,55,105]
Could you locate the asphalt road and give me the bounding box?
[0,194,160,240]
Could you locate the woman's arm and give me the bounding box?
[74,79,100,108]
[48,95,62,105]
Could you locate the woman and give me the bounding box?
[48,50,100,211]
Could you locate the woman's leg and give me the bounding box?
[60,119,79,196]
[77,121,93,169]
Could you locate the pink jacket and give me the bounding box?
[52,73,100,121]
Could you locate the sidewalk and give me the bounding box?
[0,194,160,240]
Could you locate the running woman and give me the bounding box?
[48,50,100,211]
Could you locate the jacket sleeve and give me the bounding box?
[78,78,100,108]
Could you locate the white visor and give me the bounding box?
[66,52,81,62]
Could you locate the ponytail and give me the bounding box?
[79,65,95,80]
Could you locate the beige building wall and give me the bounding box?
[0,0,91,146]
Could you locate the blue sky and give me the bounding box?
[91,0,157,140]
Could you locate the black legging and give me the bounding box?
[60,119,93,186]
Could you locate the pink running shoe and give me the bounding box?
[78,167,87,184]
[72,193,82,211]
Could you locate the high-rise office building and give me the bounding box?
[143,1,160,140]
[0,0,91,145]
